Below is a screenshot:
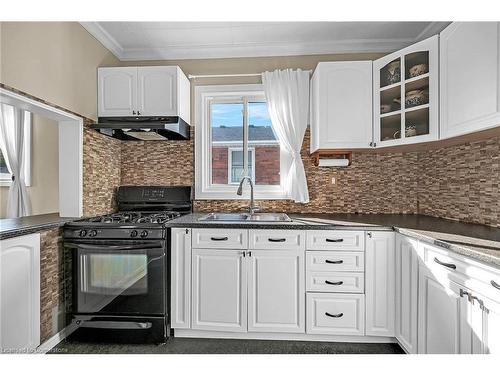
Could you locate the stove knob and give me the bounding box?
[140,230,149,238]
[88,230,98,237]
[130,230,138,238]
[79,230,87,237]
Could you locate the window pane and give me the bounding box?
[230,149,253,184]
[0,149,9,174]
[248,102,280,186]
[211,102,243,185]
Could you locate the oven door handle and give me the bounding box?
[65,242,163,251]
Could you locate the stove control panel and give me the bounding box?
[65,227,164,240]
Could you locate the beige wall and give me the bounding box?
[0,22,120,120]
[0,114,59,218]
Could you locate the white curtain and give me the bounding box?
[262,69,310,203]
[0,104,31,218]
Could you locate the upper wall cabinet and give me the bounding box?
[98,66,191,123]
[439,22,500,139]
[310,61,373,152]
[373,36,439,148]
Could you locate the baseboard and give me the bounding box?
[37,323,77,353]
[174,329,397,343]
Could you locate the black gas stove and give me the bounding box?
[63,186,191,344]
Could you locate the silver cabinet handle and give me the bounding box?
[367,232,372,238]
[241,251,246,258]
[132,110,136,115]
[491,280,500,290]
[460,288,471,302]
[325,280,344,286]
[137,110,141,115]
[210,236,228,241]
[247,251,252,257]
[268,238,286,242]
[325,238,344,243]
[325,312,343,318]
[434,257,456,270]
[325,259,343,264]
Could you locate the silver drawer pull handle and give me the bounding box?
[325,238,344,243]
[268,238,286,242]
[434,257,456,270]
[210,236,228,241]
[325,312,343,318]
[325,259,343,264]
[325,280,343,286]
[491,280,500,290]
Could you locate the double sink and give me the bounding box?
[199,212,292,222]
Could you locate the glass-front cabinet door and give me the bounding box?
[373,36,438,147]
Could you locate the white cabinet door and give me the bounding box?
[373,36,439,148]
[417,266,472,354]
[365,231,395,337]
[482,294,500,354]
[191,249,247,332]
[310,61,372,151]
[440,22,500,138]
[247,250,305,333]
[137,66,178,116]
[0,234,40,351]
[171,228,191,329]
[395,234,419,353]
[98,67,137,117]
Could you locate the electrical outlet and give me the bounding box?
[331,177,336,185]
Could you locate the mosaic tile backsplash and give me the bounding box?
[119,127,499,228]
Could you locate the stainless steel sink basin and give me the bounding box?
[199,212,292,222]
[248,213,292,222]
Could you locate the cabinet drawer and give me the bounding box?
[192,229,247,249]
[306,293,365,335]
[249,230,305,250]
[306,271,364,293]
[306,251,364,272]
[306,230,365,251]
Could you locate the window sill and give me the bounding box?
[195,185,289,200]
[0,180,12,187]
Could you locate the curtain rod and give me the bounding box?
[188,70,312,79]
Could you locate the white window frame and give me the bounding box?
[227,147,255,185]
[195,84,288,200]
[0,110,32,187]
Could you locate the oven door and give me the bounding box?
[65,241,165,316]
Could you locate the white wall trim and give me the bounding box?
[80,22,125,60]
[174,328,397,343]
[0,87,84,218]
[36,323,77,354]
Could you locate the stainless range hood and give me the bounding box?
[91,116,190,141]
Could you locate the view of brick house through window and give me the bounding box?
[210,101,280,186]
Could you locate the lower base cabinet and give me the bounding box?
[306,293,365,335]
[0,233,40,351]
[191,246,305,333]
[417,265,472,354]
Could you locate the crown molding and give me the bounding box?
[81,22,449,61]
[80,22,124,59]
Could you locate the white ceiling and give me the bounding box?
[81,22,450,61]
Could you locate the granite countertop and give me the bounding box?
[0,213,78,240]
[167,213,500,267]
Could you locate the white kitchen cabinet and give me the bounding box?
[395,234,419,353]
[191,249,247,332]
[365,231,395,337]
[310,61,373,151]
[0,234,40,351]
[481,294,500,354]
[171,228,191,329]
[247,250,305,333]
[417,265,473,354]
[98,67,137,117]
[98,66,190,122]
[373,36,439,148]
[440,22,500,139]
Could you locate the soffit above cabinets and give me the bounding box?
[81,22,450,61]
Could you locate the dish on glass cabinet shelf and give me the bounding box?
[409,63,428,78]
[405,89,429,108]
[385,61,401,85]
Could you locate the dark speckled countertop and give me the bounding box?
[167,213,500,268]
[0,213,78,240]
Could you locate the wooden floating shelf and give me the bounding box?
[311,150,352,166]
